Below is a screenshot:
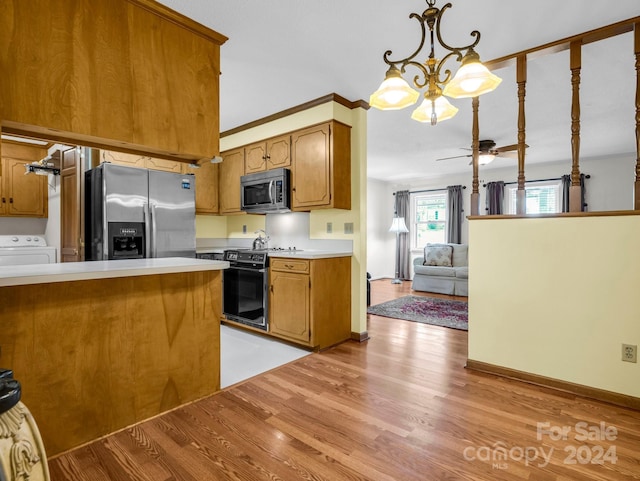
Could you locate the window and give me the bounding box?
[412,192,447,248]
[505,181,561,214]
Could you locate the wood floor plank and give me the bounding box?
[48,279,640,480]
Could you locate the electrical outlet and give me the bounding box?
[622,344,637,363]
[326,222,332,234]
[242,225,247,234]
[344,222,354,234]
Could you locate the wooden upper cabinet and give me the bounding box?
[0,142,48,218]
[291,121,351,211]
[186,160,219,215]
[102,151,147,168]
[219,148,245,214]
[244,134,291,174]
[0,0,227,161]
[145,157,183,173]
[244,142,267,174]
[266,135,291,169]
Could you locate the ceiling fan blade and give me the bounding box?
[436,154,472,161]
[496,151,519,159]
[495,143,529,153]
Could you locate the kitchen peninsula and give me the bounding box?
[0,258,228,456]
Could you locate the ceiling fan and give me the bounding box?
[436,139,528,165]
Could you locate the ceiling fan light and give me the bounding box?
[443,50,502,99]
[479,153,496,165]
[410,96,458,124]
[369,66,419,110]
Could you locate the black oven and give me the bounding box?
[223,250,269,331]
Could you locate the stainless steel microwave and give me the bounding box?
[240,167,291,213]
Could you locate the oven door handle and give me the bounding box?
[229,266,267,273]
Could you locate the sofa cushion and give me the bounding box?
[454,266,468,279]
[450,244,468,267]
[424,245,453,267]
[414,265,456,277]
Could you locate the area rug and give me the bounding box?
[367,295,468,331]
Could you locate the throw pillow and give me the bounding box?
[424,245,453,267]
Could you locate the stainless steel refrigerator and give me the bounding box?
[85,162,196,260]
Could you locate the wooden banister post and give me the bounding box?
[634,22,640,210]
[570,41,583,212]
[516,55,527,215]
[471,96,480,216]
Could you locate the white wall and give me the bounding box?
[366,178,395,279]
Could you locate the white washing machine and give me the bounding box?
[0,235,57,266]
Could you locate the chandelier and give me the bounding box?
[369,0,502,125]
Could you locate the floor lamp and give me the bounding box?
[389,215,409,284]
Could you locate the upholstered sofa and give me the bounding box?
[412,243,468,296]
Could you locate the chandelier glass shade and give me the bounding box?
[369,0,502,125]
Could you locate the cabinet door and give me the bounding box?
[0,157,6,215]
[219,148,245,214]
[60,148,82,262]
[266,135,291,169]
[6,158,47,217]
[291,123,331,209]
[244,142,267,174]
[186,160,219,214]
[102,150,146,168]
[269,271,310,344]
[146,157,183,173]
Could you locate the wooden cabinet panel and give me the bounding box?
[186,160,219,215]
[219,148,245,214]
[61,148,82,262]
[269,271,311,343]
[269,256,351,349]
[146,157,183,173]
[245,142,267,174]
[266,135,291,169]
[2,158,47,217]
[291,121,351,211]
[0,0,226,161]
[102,151,147,168]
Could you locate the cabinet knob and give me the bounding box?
[9,198,13,204]
[1,198,5,203]
[285,264,294,269]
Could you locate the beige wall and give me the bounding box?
[468,214,640,398]
[200,99,367,335]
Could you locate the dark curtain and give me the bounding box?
[485,181,504,215]
[561,174,587,212]
[446,185,463,243]
[394,190,411,280]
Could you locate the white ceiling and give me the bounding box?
[158,0,639,184]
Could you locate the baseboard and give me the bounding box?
[351,331,370,342]
[466,359,640,411]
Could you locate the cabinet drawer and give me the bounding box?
[270,258,310,274]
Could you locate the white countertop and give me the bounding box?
[0,257,229,287]
[267,250,352,260]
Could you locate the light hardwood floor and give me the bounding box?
[49,279,640,480]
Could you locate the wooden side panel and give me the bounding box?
[0,0,223,161]
[219,148,245,214]
[0,271,222,456]
[310,257,351,350]
[331,121,351,210]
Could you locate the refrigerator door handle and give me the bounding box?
[143,202,151,258]
[150,203,158,258]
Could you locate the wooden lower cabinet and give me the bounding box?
[269,256,351,350]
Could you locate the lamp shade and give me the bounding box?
[389,216,409,233]
[370,66,420,110]
[479,153,496,165]
[411,96,459,124]
[442,49,502,99]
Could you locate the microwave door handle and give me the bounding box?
[269,180,275,205]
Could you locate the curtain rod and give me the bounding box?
[483,175,590,187]
[393,186,466,195]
